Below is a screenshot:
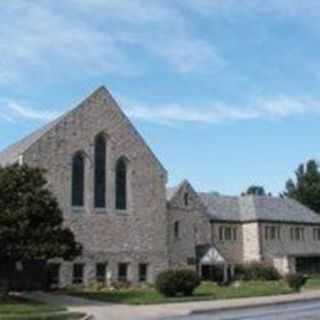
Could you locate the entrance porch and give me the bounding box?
[196,245,233,283]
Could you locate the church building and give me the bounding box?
[1,86,320,287]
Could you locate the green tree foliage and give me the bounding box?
[244,185,266,196]
[284,160,320,214]
[0,164,82,292]
[285,274,307,292]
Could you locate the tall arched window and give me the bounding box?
[72,152,85,207]
[94,133,106,208]
[115,157,127,210]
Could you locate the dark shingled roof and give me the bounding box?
[0,86,105,166]
[0,116,63,166]
[166,180,189,201]
[200,193,320,224]
[0,86,167,175]
[200,193,240,221]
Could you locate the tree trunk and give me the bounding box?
[0,261,13,300]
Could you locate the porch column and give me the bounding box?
[231,265,235,278]
[223,264,228,283]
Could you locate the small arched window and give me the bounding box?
[184,192,189,206]
[94,133,106,208]
[72,152,85,207]
[174,221,180,239]
[115,157,127,210]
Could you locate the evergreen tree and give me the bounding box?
[244,185,266,196]
[284,160,320,214]
[0,164,82,293]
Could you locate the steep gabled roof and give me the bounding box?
[0,86,167,175]
[200,193,320,224]
[244,196,320,224]
[0,115,63,166]
[166,179,189,201]
[200,193,240,221]
[0,87,103,166]
[196,244,226,265]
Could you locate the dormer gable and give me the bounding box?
[167,180,205,211]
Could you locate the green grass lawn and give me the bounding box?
[0,296,85,320]
[304,275,320,290]
[66,281,294,305]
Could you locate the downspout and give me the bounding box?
[18,155,24,165]
[257,222,264,261]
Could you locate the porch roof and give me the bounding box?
[196,244,226,265]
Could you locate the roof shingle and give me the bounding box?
[200,193,320,224]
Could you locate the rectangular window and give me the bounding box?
[138,264,148,282]
[118,263,128,282]
[233,228,237,241]
[265,226,280,241]
[96,263,107,283]
[277,226,281,240]
[290,227,294,240]
[48,263,60,287]
[291,227,305,241]
[225,227,232,240]
[270,226,276,240]
[210,223,214,242]
[315,228,320,241]
[265,226,269,240]
[73,263,84,285]
[187,257,196,265]
[219,226,224,241]
[270,226,280,240]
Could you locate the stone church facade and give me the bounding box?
[1,86,320,287]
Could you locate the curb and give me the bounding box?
[190,296,320,315]
[81,315,95,320]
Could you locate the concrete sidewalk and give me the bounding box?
[24,290,320,320]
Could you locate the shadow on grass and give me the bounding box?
[0,295,85,320]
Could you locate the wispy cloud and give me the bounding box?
[1,100,60,122]
[151,37,225,73]
[1,95,318,126]
[0,1,223,89]
[122,96,320,125]
[0,2,137,83]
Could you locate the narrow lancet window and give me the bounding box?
[95,134,106,208]
[72,152,85,207]
[115,157,127,210]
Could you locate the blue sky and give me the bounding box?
[1,0,320,195]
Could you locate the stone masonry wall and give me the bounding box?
[22,87,169,285]
[210,222,244,264]
[167,182,211,270]
[260,222,320,274]
[242,222,262,262]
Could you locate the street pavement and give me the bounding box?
[172,300,320,319]
[24,290,320,320]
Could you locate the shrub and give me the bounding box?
[87,281,106,291]
[285,273,307,292]
[234,262,280,281]
[110,281,132,290]
[155,269,200,297]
